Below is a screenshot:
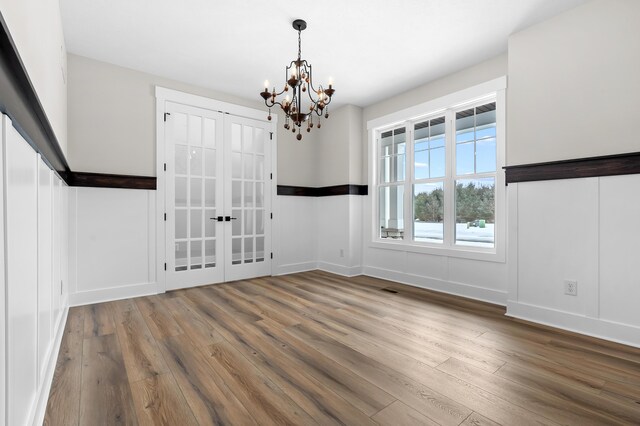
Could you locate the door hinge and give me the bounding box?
[270,212,273,219]
[164,112,171,122]
[270,252,273,259]
[270,132,273,140]
[164,263,167,271]
[164,213,166,221]
[164,163,166,171]
[270,173,273,180]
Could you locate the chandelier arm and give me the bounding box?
[306,85,319,104]
[307,63,319,94]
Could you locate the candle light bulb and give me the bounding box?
[264,80,269,89]
[328,77,334,86]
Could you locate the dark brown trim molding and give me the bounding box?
[68,172,157,190]
[277,184,368,197]
[504,152,640,185]
[0,12,70,176]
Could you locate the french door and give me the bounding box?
[164,102,271,290]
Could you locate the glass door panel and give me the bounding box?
[165,102,224,290]
[224,115,271,281]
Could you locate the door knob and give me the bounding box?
[224,216,237,221]
[209,216,224,222]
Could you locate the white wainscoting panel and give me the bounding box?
[273,195,318,275]
[507,177,640,348]
[4,120,39,426]
[275,194,364,277]
[448,257,508,294]
[32,174,70,426]
[404,252,447,281]
[0,115,6,425]
[37,159,53,385]
[69,187,157,306]
[52,178,63,332]
[1,117,70,426]
[517,178,599,315]
[363,251,508,305]
[316,195,363,276]
[598,175,640,329]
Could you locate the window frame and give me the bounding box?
[368,78,506,262]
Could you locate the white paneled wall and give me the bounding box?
[1,114,69,426]
[360,188,508,305]
[0,116,6,425]
[275,192,508,305]
[317,195,363,276]
[37,161,53,384]
[5,118,39,426]
[507,177,640,347]
[274,195,364,277]
[68,187,157,306]
[599,175,640,328]
[363,246,508,305]
[273,195,318,275]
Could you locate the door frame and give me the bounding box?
[155,87,278,293]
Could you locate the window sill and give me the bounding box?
[368,239,505,263]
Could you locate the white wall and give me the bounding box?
[0,0,68,153]
[507,0,640,165]
[68,186,157,306]
[316,105,364,186]
[67,54,316,185]
[508,176,640,347]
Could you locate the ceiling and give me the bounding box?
[60,0,586,108]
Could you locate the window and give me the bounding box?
[373,92,504,257]
[378,128,406,239]
[454,103,497,248]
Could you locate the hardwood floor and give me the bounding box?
[44,271,640,425]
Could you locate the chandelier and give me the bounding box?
[260,19,335,140]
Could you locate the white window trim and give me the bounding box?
[367,78,506,263]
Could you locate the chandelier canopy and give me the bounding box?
[260,19,335,140]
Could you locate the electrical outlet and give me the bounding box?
[564,280,578,296]
[339,249,345,258]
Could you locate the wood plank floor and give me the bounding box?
[44,271,640,425]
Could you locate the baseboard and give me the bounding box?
[506,301,640,349]
[69,282,159,306]
[317,261,363,277]
[363,266,507,306]
[31,305,69,426]
[273,261,318,276]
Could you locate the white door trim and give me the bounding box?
[155,87,278,293]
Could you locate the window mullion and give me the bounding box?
[443,110,455,248]
[405,123,414,242]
